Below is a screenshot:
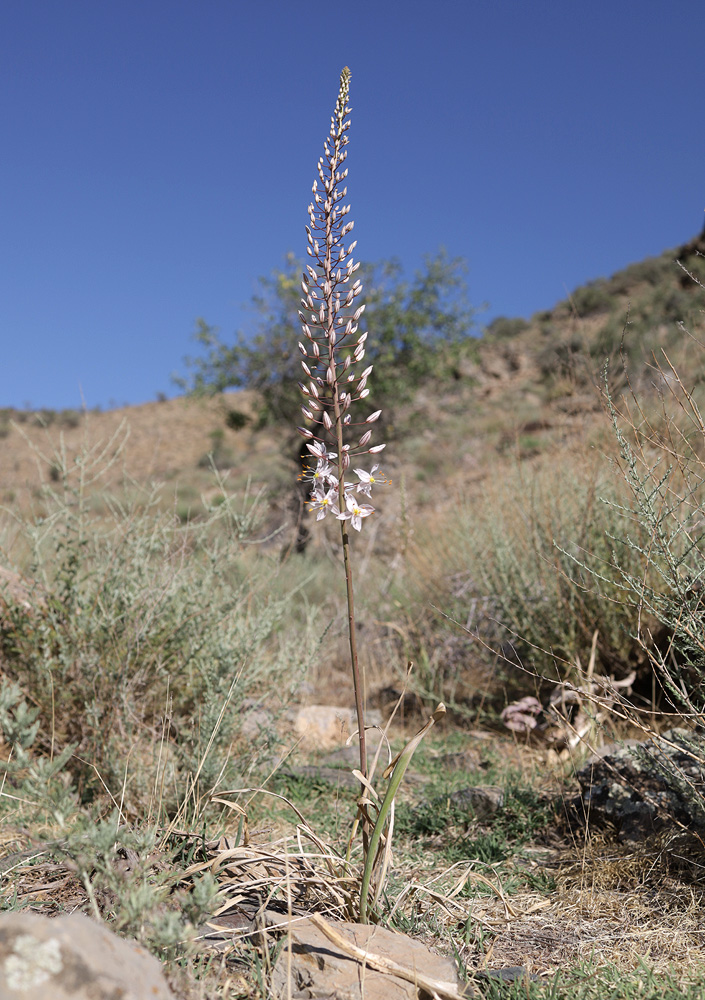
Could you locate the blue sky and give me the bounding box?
[1,1,703,410]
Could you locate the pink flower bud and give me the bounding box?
[369,444,386,453]
[366,410,382,423]
[322,410,333,430]
[297,427,314,438]
[358,430,372,446]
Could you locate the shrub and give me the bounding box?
[417,453,653,711]
[0,436,316,818]
[567,279,614,316]
[485,316,529,340]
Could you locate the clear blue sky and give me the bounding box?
[1,1,703,410]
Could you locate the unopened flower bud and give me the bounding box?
[358,430,372,446]
[366,410,382,423]
[369,443,386,453]
[297,426,314,438]
[322,410,333,430]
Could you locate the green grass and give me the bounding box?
[474,961,705,1000]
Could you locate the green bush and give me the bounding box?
[567,279,615,316]
[0,439,317,819]
[485,316,530,340]
[430,456,652,702]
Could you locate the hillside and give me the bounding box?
[3,230,703,525]
[2,233,705,998]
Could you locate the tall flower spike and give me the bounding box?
[298,67,385,505]
[297,70,394,869]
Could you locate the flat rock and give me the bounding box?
[289,706,382,750]
[271,916,465,1000]
[0,911,174,1000]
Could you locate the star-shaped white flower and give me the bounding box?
[337,493,374,531]
[307,486,339,521]
[353,464,389,497]
[299,460,333,488]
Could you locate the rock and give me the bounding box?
[450,786,504,820]
[0,911,174,999]
[475,967,538,983]
[289,705,382,750]
[574,728,705,844]
[271,916,466,1000]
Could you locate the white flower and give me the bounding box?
[354,464,389,497]
[337,493,374,531]
[308,487,339,521]
[299,460,333,487]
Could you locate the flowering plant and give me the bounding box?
[296,67,390,805]
[297,68,443,922]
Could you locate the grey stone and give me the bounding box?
[575,728,705,844]
[476,967,539,983]
[450,786,505,820]
[0,911,174,999]
[271,916,465,1000]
